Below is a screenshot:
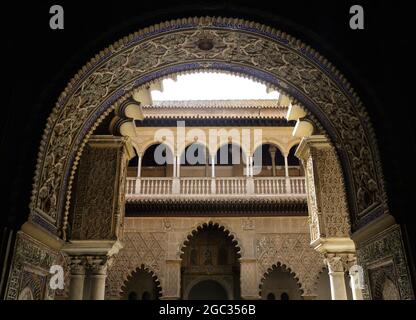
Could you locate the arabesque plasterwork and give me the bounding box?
[312,147,351,238]
[298,138,352,244]
[5,232,60,300]
[357,225,414,300]
[105,232,167,298]
[256,233,325,296]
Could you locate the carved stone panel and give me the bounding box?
[5,231,60,300]
[71,136,129,240]
[368,262,400,300]
[305,155,321,242]
[357,225,414,300]
[297,136,351,244]
[164,260,181,298]
[314,148,350,238]
[240,259,260,299]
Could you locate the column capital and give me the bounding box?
[68,257,87,300]
[68,254,113,275]
[324,253,350,300]
[324,253,356,273]
[85,255,111,275]
[325,254,344,273]
[69,256,86,275]
[344,254,358,271]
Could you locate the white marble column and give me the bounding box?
[137,155,142,178]
[246,154,254,194]
[325,254,348,300]
[211,155,215,178]
[136,154,142,194]
[349,269,364,300]
[172,155,177,177]
[284,154,290,193]
[205,152,209,177]
[210,155,216,194]
[249,156,254,177]
[269,147,277,177]
[176,155,181,178]
[68,257,85,300]
[347,258,364,300]
[87,256,108,300]
[284,155,289,178]
[245,155,250,176]
[172,155,180,194]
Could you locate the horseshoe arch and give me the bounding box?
[29,17,387,239]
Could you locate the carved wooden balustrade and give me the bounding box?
[126,177,306,199]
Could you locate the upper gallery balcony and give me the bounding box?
[126,176,306,199]
[125,141,306,202]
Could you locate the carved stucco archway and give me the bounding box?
[178,220,243,259]
[255,233,325,297]
[30,16,386,240]
[179,220,241,300]
[119,264,162,300]
[259,262,303,298]
[105,235,166,299]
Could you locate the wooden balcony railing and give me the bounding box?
[126,176,306,199]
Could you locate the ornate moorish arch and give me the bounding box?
[179,221,242,300]
[259,262,303,299]
[255,233,326,297]
[178,220,243,259]
[119,265,162,300]
[30,16,387,240]
[105,234,166,299]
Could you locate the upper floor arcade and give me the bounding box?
[125,102,306,203]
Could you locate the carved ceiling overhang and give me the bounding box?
[31,17,387,237]
[140,104,288,120]
[150,99,285,108]
[135,118,294,127]
[125,198,307,216]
